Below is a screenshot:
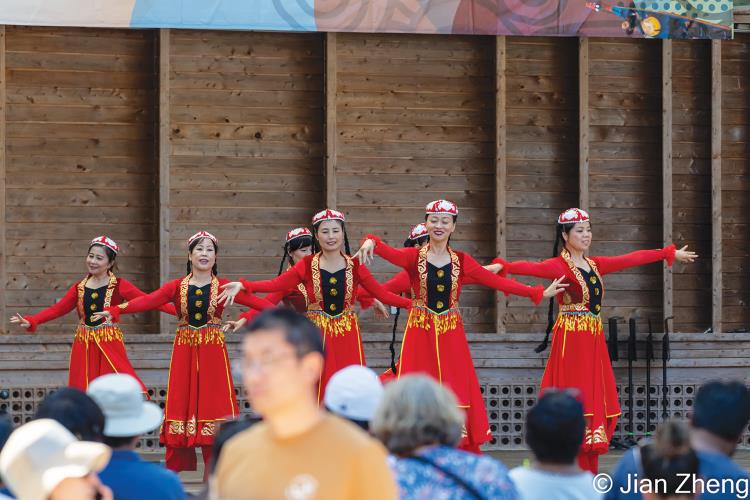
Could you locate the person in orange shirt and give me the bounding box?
[213,308,397,500]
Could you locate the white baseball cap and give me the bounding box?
[0,419,111,500]
[87,374,163,437]
[324,365,384,422]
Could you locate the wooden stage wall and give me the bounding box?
[0,27,748,388]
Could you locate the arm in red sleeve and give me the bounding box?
[592,245,676,276]
[356,271,411,309]
[239,308,262,323]
[239,291,286,321]
[501,257,563,280]
[240,260,305,294]
[462,253,545,305]
[464,260,507,286]
[233,289,275,312]
[357,265,412,309]
[24,284,79,332]
[107,281,177,323]
[118,278,177,316]
[366,234,416,270]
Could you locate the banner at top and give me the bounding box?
[0,0,733,38]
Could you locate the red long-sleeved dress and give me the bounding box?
[366,236,545,451]
[241,252,411,400]
[500,245,676,464]
[24,272,176,392]
[107,274,272,455]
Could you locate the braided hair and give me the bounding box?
[277,235,313,275]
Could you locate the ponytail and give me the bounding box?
[536,228,562,353]
[389,308,400,373]
[640,419,699,498]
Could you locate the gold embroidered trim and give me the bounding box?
[344,255,354,307]
[310,253,323,309]
[416,246,461,309]
[584,424,609,445]
[178,274,220,326]
[555,312,604,333]
[77,272,117,321]
[307,310,357,338]
[407,306,462,336]
[449,248,460,306]
[73,324,124,343]
[166,417,219,437]
[296,283,309,308]
[560,249,604,315]
[174,324,225,346]
[179,275,190,324]
[310,252,353,312]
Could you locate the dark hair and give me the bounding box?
[88,243,118,274]
[278,235,313,276]
[34,388,105,442]
[692,380,750,441]
[640,420,699,498]
[312,219,351,256]
[423,214,458,223]
[243,308,324,358]
[186,237,218,276]
[209,416,261,474]
[403,235,429,248]
[103,435,138,448]
[535,222,579,353]
[525,391,585,464]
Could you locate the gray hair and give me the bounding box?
[371,375,464,456]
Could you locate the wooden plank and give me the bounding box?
[711,40,722,334]
[495,36,507,334]
[325,33,337,210]
[159,29,170,335]
[662,40,673,323]
[579,38,589,210]
[0,26,6,333]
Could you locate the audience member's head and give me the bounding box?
[0,418,112,500]
[34,388,105,442]
[371,375,463,457]
[525,390,585,466]
[209,417,261,475]
[691,380,750,454]
[86,374,162,450]
[324,365,384,431]
[241,308,324,418]
[641,419,700,500]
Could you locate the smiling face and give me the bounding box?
[86,245,114,276]
[424,214,456,243]
[561,222,593,252]
[315,220,344,253]
[289,244,313,264]
[189,238,217,273]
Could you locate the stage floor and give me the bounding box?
[141,449,750,494]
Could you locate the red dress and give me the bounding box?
[366,236,545,451]
[107,274,272,463]
[501,245,676,470]
[24,272,175,392]
[241,253,411,400]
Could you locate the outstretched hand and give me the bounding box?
[9,313,30,329]
[372,299,390,319]
[90,311,112,323]
[217,282,245,306]
[354,239,376,266]
[484,262,503,274]
[543,276,568,298]
[675,245,698,264]
[222,317,247,333]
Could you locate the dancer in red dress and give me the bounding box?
[497,208,697,473]
[93,231,274,473]
[218,209,412,401]
[356,200,567,452]
[10,236,175,392]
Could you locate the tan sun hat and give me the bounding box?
[0,419,111,500]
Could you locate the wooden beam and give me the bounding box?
[495,36,507,334]
[0,26,6,333]
[158,28,170,334]
[325,33,337,209]
[662,40,673,325]
[710,40,722,334]
[578,38,589,210]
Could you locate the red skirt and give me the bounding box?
[68,324,147,393]
[396,306,491,450]
[541,312,621,455]
[307,310,365,402]
[160,325,239,448]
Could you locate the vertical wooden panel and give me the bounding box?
[158,29,170,334]
[0,26,6,333]
[662,40,673,322]
[325,33,337,210]
[579,38,589,210]
[495,36,506,334]
[4,27,159,333]
[711,40,722,333]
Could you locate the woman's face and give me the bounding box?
[86,245,112,276]
[190,238,216,272]
[425,214,455,243]
[562,222,592,252]
[289,244,313,264]
[316,221,343,252]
